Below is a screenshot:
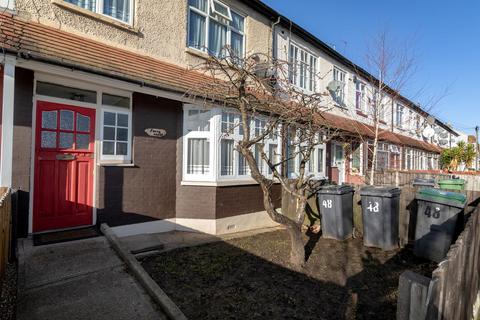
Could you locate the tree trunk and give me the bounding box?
[287,223,305,269]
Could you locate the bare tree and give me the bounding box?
[187,49,340,269]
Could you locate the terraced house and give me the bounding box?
[0,0,459,237]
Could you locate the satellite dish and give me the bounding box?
[422,126,435,139]
[327,80,344,92]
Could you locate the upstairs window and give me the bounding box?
[332,67,346,105]
[188,0,245,58]
[64,0,133,24]
[395,104,404,128]
[355,82,366,113]
[288,44,317,91]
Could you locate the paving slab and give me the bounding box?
[19,237,123,290]
[17,236,166,320]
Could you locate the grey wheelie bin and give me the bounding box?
[317,185,354,240]
[360,186,401,251]
[413,188,467,262]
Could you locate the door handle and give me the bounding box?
[56,154,76,160]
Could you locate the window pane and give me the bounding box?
[42,111,57,130]
[103,127,116,140]
[238,152,249,175]
[36,82,96,103]
[189,0,207,12]
[41,131,56,149]
[77,114,90,132]
[102,93,130,108]
[103,0,130,22]
[317,149,324,173]
[103,141,115,155]
[212,0,230,18]
[60,110,74,130]
[268,144,277,174]
[186,109,210,132]
[221,140,234,176]
[65,0,96,11]
[116,142,128,155]
[231,32,244,59]
[208,20,227,57]
[117,114,129,127]
[189,11,206,50]
[104,112,116,126]
[309,150,315,173]
[59,132,74,149]
[187,138,210,174]
[116,128,128,141]
[76,134,90,150]
[231,12,244,32]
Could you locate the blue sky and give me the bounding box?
[262,0,480,135]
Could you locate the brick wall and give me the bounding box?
[97,93,180,226]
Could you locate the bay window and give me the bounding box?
[288,43,318,92]
[183,105,281,184]
[64,0,133,24]
[188,0,245,58]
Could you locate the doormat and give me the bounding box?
[33,227,101,246]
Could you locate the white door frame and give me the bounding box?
[28,72,132,234]
[331,142,345,184]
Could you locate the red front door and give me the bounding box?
[33,101,96,232]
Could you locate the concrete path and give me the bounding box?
[17,237,167,320]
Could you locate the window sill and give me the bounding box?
[181,179,281,187]
[98,162,136,167]
[356,110,368,118]
[51,0,140,34]
[185,47,211,60]
[379,120,387,125]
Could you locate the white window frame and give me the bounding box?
[187,0,246,58]
[182,106,282,185]
[288,42,318,92]
[287,132,326,180]
[99,106,132,162]
[350,143,363,175]
[64,0,134,25]
[210,0,232,21]
[332,67,346,105]
[183,104,216,182]
[396,103,404,128]
[355,81,367,113]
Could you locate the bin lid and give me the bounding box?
[360,185,401,197]
[438,179,466,185]
[416,188,467,208]
[318,184,354,195]
[412,178,435,184]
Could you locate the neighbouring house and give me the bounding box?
[0,0,459,237]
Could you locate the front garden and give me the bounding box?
[142,230,435,320]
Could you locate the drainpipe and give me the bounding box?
[270,16,281,62]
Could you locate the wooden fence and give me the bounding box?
[423,205,480,320]
[369,170,480,191]
[0,188,12,282]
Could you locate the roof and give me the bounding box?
[238,0,457,136]
[0,13,441,153]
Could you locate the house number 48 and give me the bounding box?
[322,200,333,209]
[367,201,380,213]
